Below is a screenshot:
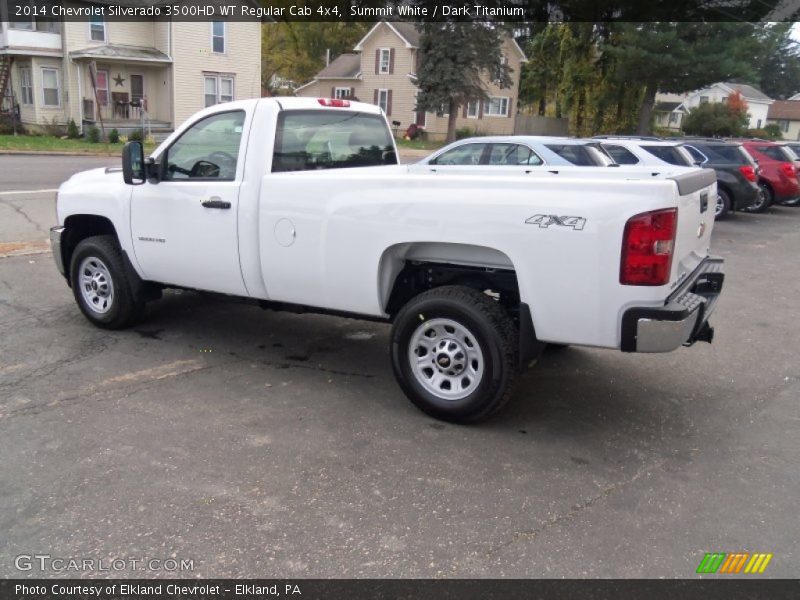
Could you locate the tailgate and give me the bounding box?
[669,169,717,283]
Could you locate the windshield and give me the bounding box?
[272,110,396,172]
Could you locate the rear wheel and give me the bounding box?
[745,183,772,213]
[715,188,731,220]
[390,286,518,423]
[70,235,145,329]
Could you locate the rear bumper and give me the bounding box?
[731,181,760,210]
[621,257,724,353]
[50,226,66,277]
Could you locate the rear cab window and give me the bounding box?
[272,110,397,172]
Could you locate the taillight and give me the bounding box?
[779,162,796,178]
[738,165,757,182]
[620,208,678,286]
[318,98,350,107]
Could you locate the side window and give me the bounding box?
[431,144,486,165]
[487,144,543,166]
[684,145,707,164]
[163,111,245,181]
[602,144,639,165]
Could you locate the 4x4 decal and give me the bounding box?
[526,215,587,230]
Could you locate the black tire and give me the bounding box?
[69,235,145,329]
[390,285,518,423]
[745,182,772,213]
[547,343,570,351]
[715,188,731,220]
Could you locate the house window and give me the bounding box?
[18,67,33,105]
[467,101,479,118]
[204,75,234,107]
[669,112,679,125]
[89,15,106,42]
[334,87,350,99]
[379,48,391,74]
[95,69,109,106]
[41,67,61,107]
[377,89,389,113]
[779,119,790,133]
[483,96,509,117]
[212,22,225,54]
[699,95,709,104]
[756,119,762,129]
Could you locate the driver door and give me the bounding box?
[130,109,249,295]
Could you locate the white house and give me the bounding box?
[655,82,774,131]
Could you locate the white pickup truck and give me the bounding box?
[51,98,724,423]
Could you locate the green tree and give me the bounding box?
[261,22,368,94]
[607,23,758,134]
[750,23,800,99]
[415,23,512,142]
[682,102,748,137]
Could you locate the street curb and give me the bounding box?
[0,150,122,157]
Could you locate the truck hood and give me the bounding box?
[62,167,123,188]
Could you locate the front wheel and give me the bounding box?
[390,286,519,423]
[70,235,145,329]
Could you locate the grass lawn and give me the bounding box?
[0,135,157,155]
[395,137,445,151]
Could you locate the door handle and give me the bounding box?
[201,197,231,209]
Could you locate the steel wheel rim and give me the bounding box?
[715,193,725,217]
[408,318,484,401]
[78,256,114,314]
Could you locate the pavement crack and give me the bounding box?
[0,196,47,235]
[482,458,667,559]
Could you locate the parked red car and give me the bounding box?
[738,140,800,210]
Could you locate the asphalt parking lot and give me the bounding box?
[0,155,798,578]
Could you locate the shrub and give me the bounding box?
[0,115,18,135]
[682,102,748,138]
[66,119,80,139]
[455,126,476,140]
[128,129,144,142]
[86,125,101,143]
[761,123,783,140]
[42,117,65,137]
[108,128,120,144]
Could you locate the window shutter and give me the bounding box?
[350,87,355,98]
[389,48,395,74]
[331,86,335,99]
[387,90,393,115]
[375,49,380,75]
[373,89,378,105]
[462,104,468,118]
[507,98,513,117]
[478,100,484,119]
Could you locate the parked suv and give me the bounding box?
[736,140,800,209]
[590,138,695,168]
[681,139,762,218]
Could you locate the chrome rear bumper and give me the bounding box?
[621,257,724,353]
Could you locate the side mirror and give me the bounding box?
[122,141,145,185]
